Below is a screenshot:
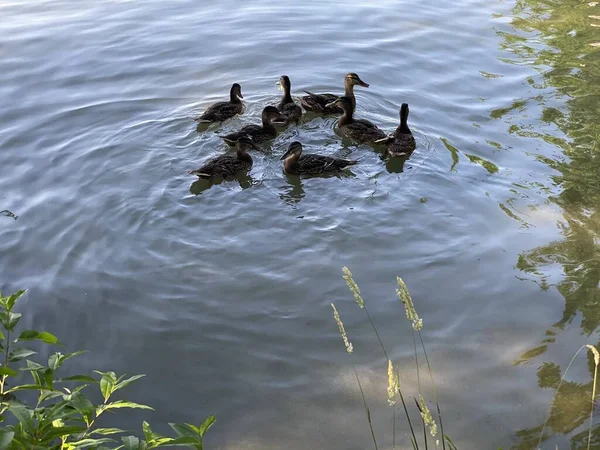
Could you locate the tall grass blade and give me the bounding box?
[586,344,599,450]
[354,367,378,450]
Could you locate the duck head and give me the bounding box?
[277,75,292,92]
[262,105,286,124]
[230,83,243,102]
[280,141,303,161]
[236,135,259,151]
[345,73,369,88]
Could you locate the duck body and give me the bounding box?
[276,75,302,125]
[221,106,285,146]
[195,83,244,123]
[329,96,387,145]
[299,73,368,115]
[189,136,256,179]
[280,141,358,175]
[380,104,416,157]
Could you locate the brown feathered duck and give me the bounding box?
[326,96,387,145]
[280,141,358,175]
[375,103,416,158]
[189,136,258,179]
[276,75,302,125]
[194,83,244,123]
[220,106,285,146]
[299,73,368,114]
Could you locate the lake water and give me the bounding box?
[1,0,600,448]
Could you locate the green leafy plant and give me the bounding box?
[0,289,215,449]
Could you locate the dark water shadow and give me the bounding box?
[189,172,255,196]
[383,153,412,174]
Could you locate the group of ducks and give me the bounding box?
[189,73,416,179]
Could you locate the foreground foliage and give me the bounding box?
[0,289,214,449]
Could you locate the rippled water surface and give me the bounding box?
[2,0,600,448]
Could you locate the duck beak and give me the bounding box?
[276,80,284,91]
[356,77,369,88]
[238,92,244,99]
[280,148,293,160]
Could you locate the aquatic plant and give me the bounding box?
[333,268,445,450]
[0,288,214,449]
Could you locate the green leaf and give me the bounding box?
[5,384,53,394]
[98,371,117,402]
[49,351,86,371]
[39,425,87,443]
[91,428,127,436]
[0,429,14,450]
[142,421,157,442]
[24,360,46,371]
[58,375,98,383]
[122,436,140,450]
[7,312,21,331]
[9,348,37,362]
[68,438,116,448]
[113,374,145,393]
[69,391,94,423]
[197,416,215,437]
[101,401,153,411]
[6,290,26,312]
[17,330,59,344]
[169,423,198,438]
[8,404,34,434]
[0,367,17,377]
[163,436,203,448]
[0,330,5,341]
[44,368,54,389]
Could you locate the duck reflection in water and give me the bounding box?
[383,153,411,174]
[279,175,306,206]
[190,172,255,196]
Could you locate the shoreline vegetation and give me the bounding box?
[333,267,600,450]
[0,289,214,449]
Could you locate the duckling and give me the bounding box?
[195,83,244,123]
[189,136,257,179]
[327,96,387,144]
[300,73,369,114]
[280,141,358,175]
[375,103,416,157]
[220,106,285,146]
[276,75,302,125]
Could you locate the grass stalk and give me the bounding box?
[355,367,379,450]
[415,397,429,450]
[398,383,419,450]
[586,345,599,450]
[418,331,445,450]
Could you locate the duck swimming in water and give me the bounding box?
[220,106,285,146]
[327,96,387,145]
[276,75,302,125]
[189,136,257,179]
[300,73,369,114]
[280,141,358,175]
[375,103,416,157]
[195,83,244,123]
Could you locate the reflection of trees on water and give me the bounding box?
[497,0,600,447]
